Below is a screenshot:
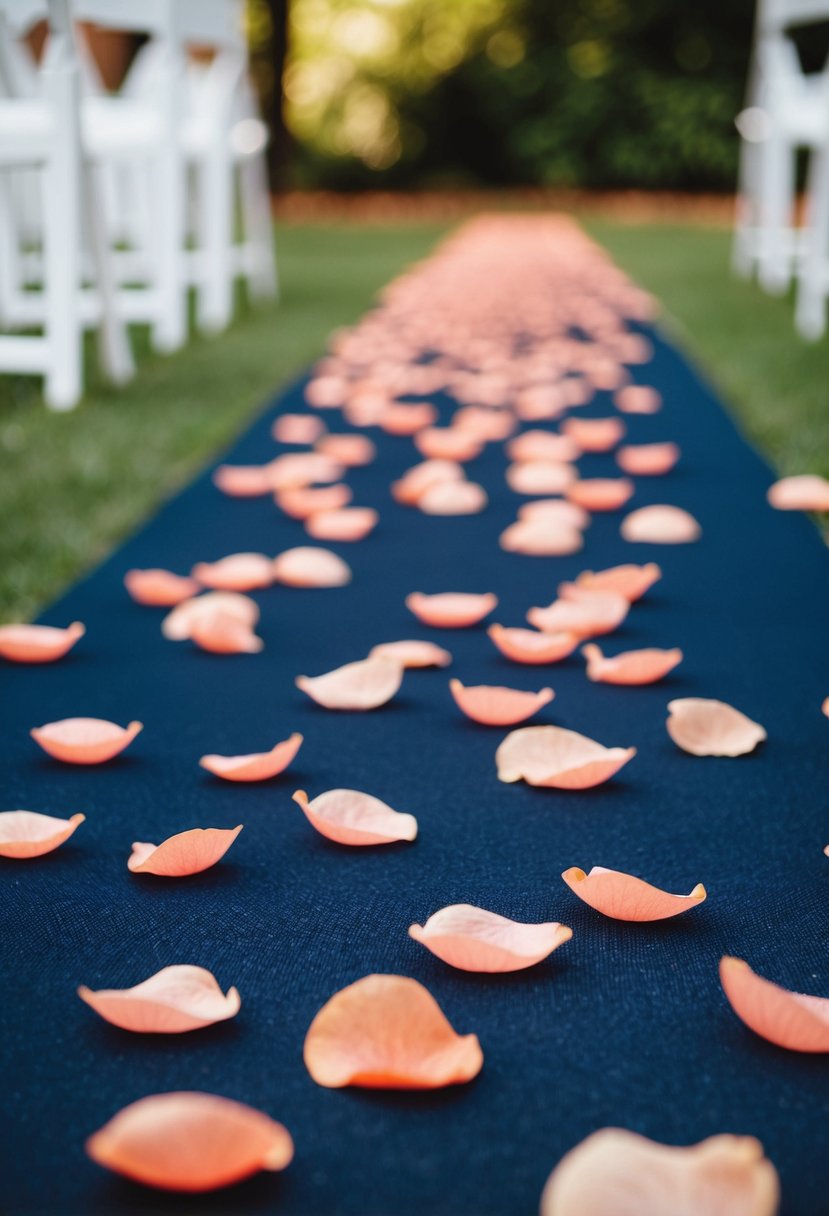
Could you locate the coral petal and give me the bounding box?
[720,957,829,1052]
[409,905,571,972]
[213,465,274,497]
[190,613,263,655]
[305,507,378,542]
[616,442,680,476]
[527,591,629,639]
[767,473,829,512]
[487,625,578,664]
[564,563,661,602]
[449,679,553,725]
[303,974,482,1088]
[369,640,452,668]
[391,460,464,506]
[379,401,437,435]
[507,431,581,463]
[86,1092,293,1191]
[518,499,589,530]
[562,866,705,921]
[191,554,273,592]
[162,593,259,641]
[566,478,635,512]
[496,725,635,789]
[615,383,663,413]
[415,427,483,462]
[296,655,403,710]
[125,570,200,607]
[622,505,701,543]
[0,810,85,858]
[272,413,325,444]
[316,433,376,466]
[31,718,142,765]
[562,416,625,452]
[78,965,241,1033]
[0,622,85,663]
[272,547,351,588]
[267,452,344,490]
[667,698,766,756]
[583,643,682,685]
[419,480,488,515]
[506,461,577,496]
[199,734,303,782]
[292,788,417,846]
[128,826,243,876]
[500,518,583,556]
[277,484,352,519]
[406,591,497,628]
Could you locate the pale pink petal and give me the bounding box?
[0,621,85,663]
[449,678,554,726]
[667,698,766,756]
[409,904,571,972]
[453,406,515,441]
[191,553,274,592]
[621,505,701,543]
[615,384,663,413]
[562,866,705,921]
[316,433,377,467]
[369,640,452,668]
[527,592,629,639]
[31,718,142,765]
[391,460,465,506]
[199,733,303,782]
[293,788,417,846]
[305,507,378,542]
[562,416,625,452]
[162,593,259,641]
[721,957,829,1052]
[518,499,590,530]
[406,591,497,628]
[496,725,635,789]
[488,624,578,664]
[78,965,241,1033]
[296,655,403,710]
[767,474,829,512]
[213,465,274,497]
[86,1092,293,1191]
[128,826,243,876]
[616,442,680,476]
[272,547,351,588]
[125,570,200,607]
[562,562,661,602]
[267,452,345,491]
[0,810,85,859]
[566,478,635,512]
[272,413,326,444]
[506,461,577,496]
[507,431,581,463]
[305,374,347,407]
[379,401,437,435]
[414,427,483,462]
[823,696,829,718]
[500,518,583,556]
[419,481,488,515]
[191,612,264,655]
[276,484,352,520]
[583,643,682,684]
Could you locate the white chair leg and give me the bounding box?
[796,143,829,341]
[758,134,795,295]
[732,138,760,279]
[196,139,235,334]
[84,163,135,385]
[239,150,277,300]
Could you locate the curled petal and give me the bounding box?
[527,591,629,639]
[406,591,497,628]
[454,406,515,441]
[191,612,264,655]
[562,416,625,452]
[296,655,403,710]
[78,965,241,1033]
[315,433,376,467]
[449,678,553,726]
[128,826,243,876]
[303,974,482,1088]
[276,484,352,520]
[409,904,571,972]
[86,1092,293,1191]
[583,643,682,685]
[615,383,663,413]
[125,570,200,607]
[192,554,273,592]
[292,788,417,846]
[566,478,635,512]
[272,546,351,588]
[767,473,829,512]
[500,518,583,557]
[506,461,577,496]
[31,718,142,765]
[540,1128,778,1216]
[268,452,344,490]
[379,401,437,436]
[419,480,488,515]
[496,725,635,789]
[306,374,347,407]
[272,413,325,444]
[392,459,465,506]
[562,866,705,921]
[667,698,766,757]
[414,427,483,462]
[720,956,829,1052]
[213,464,274,497]
[563,562,661,602]
[622,504,701,543]
[369,639,452,668]
[616,442,680,476]
[518,499,590,530]
[488,624,578,664]
[507,430,581,463]
[305,507,378,542]
[0,621,85,664]
[162,593,259,641]
[0,810,85,859]
[200,733,303,782]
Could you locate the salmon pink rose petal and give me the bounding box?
[667,698,766,756]
[191,554,273,592]
[369,640,452,668]
[496,725,635,789]
[449,679,554,726]
[621,505,701,543]
[86,1092,293,1192]
[162,593,259,641]
[566,478,635,512]
[419,480,488,515]
[488,625,578,664]
[406,591,497,628]
[0,810,85,859]
[409,904,571,972]
[315,433,376,467]
[414,427,483,462]
[518,499,590,530]
[823,696,829,718]
[272,413,325,444]
[720,957,829,1052]
[128,826,243,876]
[507,431,581,463]
[276,484,352,520]
[0,621,85,663]
[125,570,200,607]
[562,866,705,921]
[563,562,661,602]
[615,383,663,413]
[292,788,417,846]
[78,965,241,1033]
[561,416,625,452]
[31,718,142,765]
[540,1128,779,1216]
[616,442,680,476]
[191,613,263,655]
[391,460,465,506]
[267,452,344,491]
[305,507,378,542]
[527,592,629,639]
[213,464,274,497]
[296,655,403,710]
[303,974,482,1088]
[379,401,437,435]
[272,547,351,588]
[500,518,583,557]
[199,733,303,782]
[506,461,577,496]
[583,643,682,685]
[767,473,829,512]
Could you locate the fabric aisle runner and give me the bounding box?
[2,219,828,1216]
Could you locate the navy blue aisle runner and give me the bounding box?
[2,230,829,1216]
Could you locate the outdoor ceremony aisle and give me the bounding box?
[2,216,828,1216]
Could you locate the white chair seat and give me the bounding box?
[0,101,52,158]
[81,96,162,156]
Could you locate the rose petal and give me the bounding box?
[272,413,326,444]
[496,724,635,789]
[767,473,829,512]
[379,401,438,436]
[292,788,417,845]
[406,591,497,628]
[583,643,682,684]
[507,431,581,463]
[162,593,259,641]
[272,546,351,588]
[303,974,482,1088]
[562,866,705,921]
[78,965,241,1033]
[409,904,571,972]
[561,416,625,452]
[305,507,378,542]
[199,733,303,782]
[191,554,274,592]
[128,826,243,876]
[125,570,200,607]
[213,465,274,497]
[267,452,344,490]
[527,591,629,639]
[506,461,577,496]
[566,478,635,512]
[616,442,680,476]
[487,624,579,664]
[419,480,488,515]
[369,640,452,668]
[720,956,829,1052]
[315,433,376,467]
[306,374,347,407]
[86,1092,293,1191]
[621,505,701,543]
[500,518,584,556]
[615,384,663,413]
[391,460,465,506]
[31,718,142,765]
[414,427,483,462]
[667,698,766,756]
[518,499,590,530]
[0,621,85,663]
[540,1128,778,1216]
[0,810,85,859]
[562,562,661,602]
[296,655,403,710]
[190,612,264,655]
[454,406,516,441]
[449,678,554,726]
[276,484,352,520]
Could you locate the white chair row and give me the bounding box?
[733,0,829,338]
[0,0,277,409]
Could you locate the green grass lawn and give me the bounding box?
[1,218,827,623]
